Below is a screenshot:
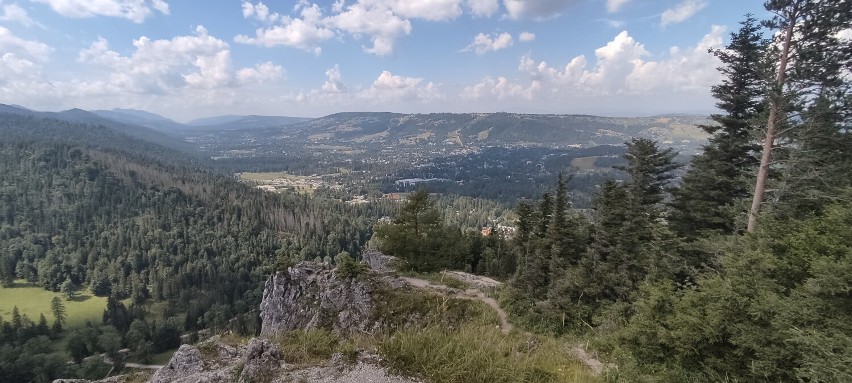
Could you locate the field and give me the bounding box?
[570,156,614,172]
[0,281,108,328]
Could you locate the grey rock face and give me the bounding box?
[237,338,282,383]
[260,262,377,336]
[150,344,205,383]
[361,250,398,273]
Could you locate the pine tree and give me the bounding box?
[670,15,767,238]
[50,296,66,333]
[60,278,76,301]
[748,0,852,231]
[618,138,678,248]
[773,94,852,215]
[547,173,570,276]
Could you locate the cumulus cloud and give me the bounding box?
[327,2,413,56]
[321,64,346,93]
[462,76,540,100]
[31,0,170,23]
[1,3,38,27]
[606,0,629,13]
[77,25,283,93]
[360,70,442,101]
[235,0,508,56]
[466,0,499,17]
[236,61,284,84]
[0,26,52,60]
[503,0,580,20]
[518,31,535,42]
[465,26,725,101]
[661,0,707,27]
[389,0,463,21]
[465,32,513,54]
[241,1,280,24]
[235,3,334,54]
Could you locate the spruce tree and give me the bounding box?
[50,296,66,333]
[748,0,852,231]
[670,16,767,238]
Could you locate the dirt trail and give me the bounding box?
[401,273,607,375]
[400,276,513,334]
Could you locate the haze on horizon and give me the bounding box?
[0,0,769,122]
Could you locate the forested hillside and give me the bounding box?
[0,115,379,381]
[371,8,852,382]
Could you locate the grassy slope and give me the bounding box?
[0,281,107,328]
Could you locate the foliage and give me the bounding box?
[272,329,340,366]
[375,189,479,272]
[380,324,602,383]
[333,252,369,279]
[669,15,767,239]
[609,198,852,382]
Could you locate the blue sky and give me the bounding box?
[0,0,768,121]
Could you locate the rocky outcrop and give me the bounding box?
[260,262,379,336]
[361,249,398,273]
[238,338,281,383]
[145,337,283,383]
[59,336,417,383]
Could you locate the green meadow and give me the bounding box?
[0,281,108,328]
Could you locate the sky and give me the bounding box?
[0,0,770,121]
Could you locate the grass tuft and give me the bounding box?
[379,324,602,383]
[272,329,340,366]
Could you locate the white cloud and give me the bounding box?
[236,61,284,84]
[360,70,442,101]
[233,0,505,56]
[327,2,413,56]
[462,76,540,100]
[77,25,284,93]
[389,0,464,21]
[321,64,346,93]
[235,3,334,54]
[466,26,725,101]
[661,0,707,27]
[503,0,580,20]
[606,0,629,13]
[241,1,280,24]
[1,3,38,27]
[465,32,513,54]
[0,26,52,60]
[466,0,499,17]
[31,0,170,23]
[518,31,535,42]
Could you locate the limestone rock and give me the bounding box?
[260,262,378,336]
[237,338,282,383]
[361,250,398,273]
[150,344,205,383]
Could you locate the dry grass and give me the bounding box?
[380,324,602,383]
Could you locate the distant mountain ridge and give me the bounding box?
[90,108,311,132]
[184,115,312,131]
[1,104,194,153]
[274,112,711,152]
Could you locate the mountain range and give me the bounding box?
[2,104,711,155]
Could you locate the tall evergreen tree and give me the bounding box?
[748,0,852,231]
[50,297,66,333]
[670,16,768,238]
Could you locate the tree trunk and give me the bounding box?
[747,10,797,233]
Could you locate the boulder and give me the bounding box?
[361,250,398,273]
[237,338,281,383]
[260,262,378,336]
